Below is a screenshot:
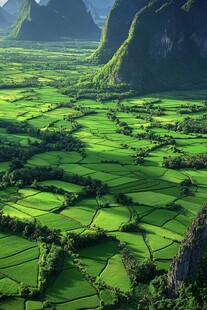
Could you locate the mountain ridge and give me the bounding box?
[90,0,149,64]
[95,0,207,94]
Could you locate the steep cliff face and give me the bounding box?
[91,0,149,64]
[10,0,101,41]
[167,204,207,297]
[97,0,207,93]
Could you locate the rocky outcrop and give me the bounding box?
[167,204,207,297]
[10,0,101,41]
[90,0,149,64]
[97,0,207,94]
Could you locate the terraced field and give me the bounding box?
[0,40,207,309]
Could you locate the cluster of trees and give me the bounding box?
[164,117,207,134]
[135,131,175,144]
[115,194,140,232]
[64,107,96,123]
[7,122,83,150]
[119,243,156,288]
[137,255,207,310]
[2,166,108,196]
[117,102,165,116]
[1,123,83,170]
[166,202,188,215]
[163,154,207,169]
[116,122,132,136]
[0,146,31,164]
[106,110,133,136]
[20,244,64,299]
[0,212,61,244]
[0,77,39,90]
[177,103,207,114]
[61,79,135,102]
[115,193,133,206]
[120,205,139,232]
[133,148,150,165]
[64,230,111,252]
[179,179,193,196]
[39,244,64,292]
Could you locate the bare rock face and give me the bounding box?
[167,204,207,297]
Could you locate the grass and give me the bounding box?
[25,301,43,310]
[0,234,39,286]
[101,254,131,293]
[0,247,39,268]
[36,213,82,231]
[46,269,97,303]
[79,240,117,260]
[92,206,130,231]
[80,257,105,277]
[0,298,25,310]
[146,234,173,252]
[38,180,83,193]
[28,151,83,167]
[154,242,180,260]
[100,290,115,306]
[18,192,64,212]
[141,210,178,227]
[139,223,183,242]
[128,192,176,208]
[111,232,150,261]
[61,198,98,227]
[55,295,100,310]
[1,259,39,287]
[0,234,37,258]
[163,220,187,235]
[0,278,19,295]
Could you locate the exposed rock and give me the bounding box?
[167,204,207,297]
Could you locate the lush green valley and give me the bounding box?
[0,39,206,309]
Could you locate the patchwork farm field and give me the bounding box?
[0,39,207,309]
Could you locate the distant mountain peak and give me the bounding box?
[9,0,101,41]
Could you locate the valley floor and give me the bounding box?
[0,39,206,309]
